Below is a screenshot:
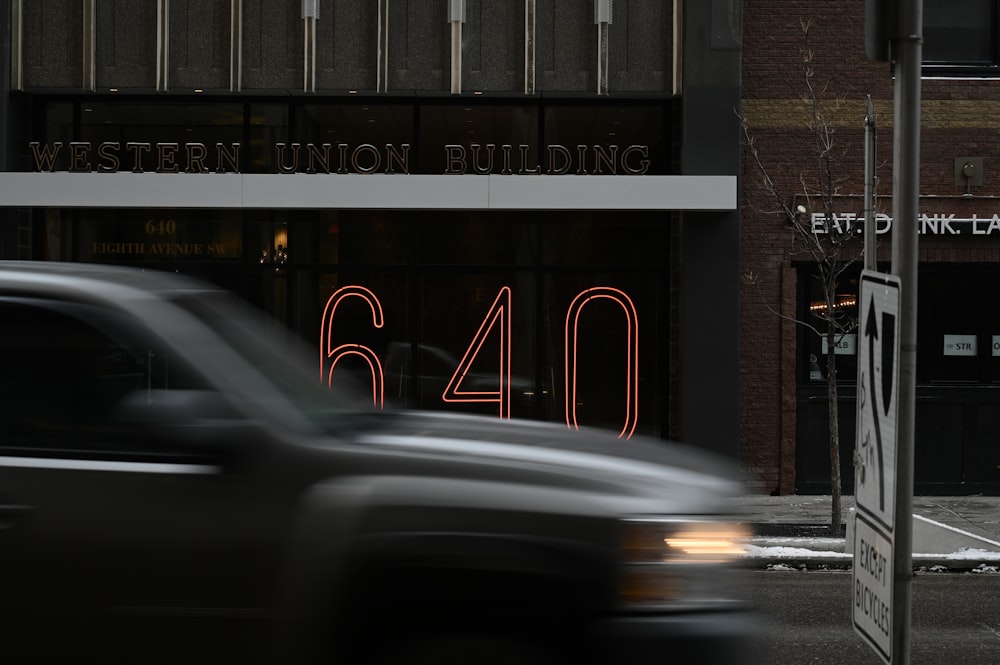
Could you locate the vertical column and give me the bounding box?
[524,0,535,95]
[302,0,318,92]
[595,0,612,96]
[679,0,742,458]
[230,0,242,92]
[10,0,22,91]
[449,0,465,94]
[156,0,170,91]
[83,0,96,91]
[672,0,682,95]
[1,0,21,260]
[1,0,28,260]
[377,0,389,93]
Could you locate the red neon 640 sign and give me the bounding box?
[320,285,638,439]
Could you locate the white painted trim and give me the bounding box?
[486,174,736,210]
[0,172,737,211]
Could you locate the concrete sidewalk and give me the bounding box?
[732,495,1000,570]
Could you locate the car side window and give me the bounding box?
[0,298,208,455]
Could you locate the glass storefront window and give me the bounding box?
[307,212,666,437]
[248,104,289,173]
[419,212,536,266]
[543,211,670,266]
[417,273,535,416]
[25,98,677,439]
[30,99,675,176]
[918,271,1000,384]
[543,105,670,176]
[800,271,860,384]
[317,271,411,407]
[799,268,1000,386]
[78,103,244,173]
[41,102,75,148]
[42,206,670,439]
[417,105,539,174]
[317,212,415,266]
[297,104,415,171]
[77,209,243,265]
[543,272,661,437]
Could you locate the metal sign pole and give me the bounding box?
[864,95,877,271]
[890,1,921,664]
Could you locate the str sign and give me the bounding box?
[852,270,901,664]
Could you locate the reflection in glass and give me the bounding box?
[417,105,538,174]
[79,103,244,173]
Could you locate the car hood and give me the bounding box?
[348,410,742,514]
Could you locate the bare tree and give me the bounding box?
[741,19,870,536]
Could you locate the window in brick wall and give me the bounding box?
[799,265,1000,385]
[923,0,1000,76]
[799,269,860,385]
[917,269,1000,384]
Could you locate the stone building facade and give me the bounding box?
[0,2,743,462]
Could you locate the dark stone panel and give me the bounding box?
[170,0,229,91]
[463,0,522,93]
[95,0,156,89]
[680,210,742,460]
[536,0,594,93]
[243,0,302,90]
[388,0,447,91]
[23,0,82,88]
[609,0,670,93]
[678,0,742,459]
[316,0,378,91]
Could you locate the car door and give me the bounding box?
[0,297,295,663]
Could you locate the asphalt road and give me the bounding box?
[737,569,1000,664]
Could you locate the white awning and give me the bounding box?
[0,172,737,211]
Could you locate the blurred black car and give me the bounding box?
[0,261,752,665]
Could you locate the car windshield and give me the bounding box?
[170,290,378,436]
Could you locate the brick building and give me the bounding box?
[742,0,1000,494]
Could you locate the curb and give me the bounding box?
[740,550,1000,573]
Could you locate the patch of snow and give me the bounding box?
[744,543,1000,562]
[914,547,1000,561]
[751,537,843,547]
[741,544,852,559]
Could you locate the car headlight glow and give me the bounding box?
[618,518,750,610]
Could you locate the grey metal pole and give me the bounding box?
[864,95,877,271]
[891,1,921,664]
